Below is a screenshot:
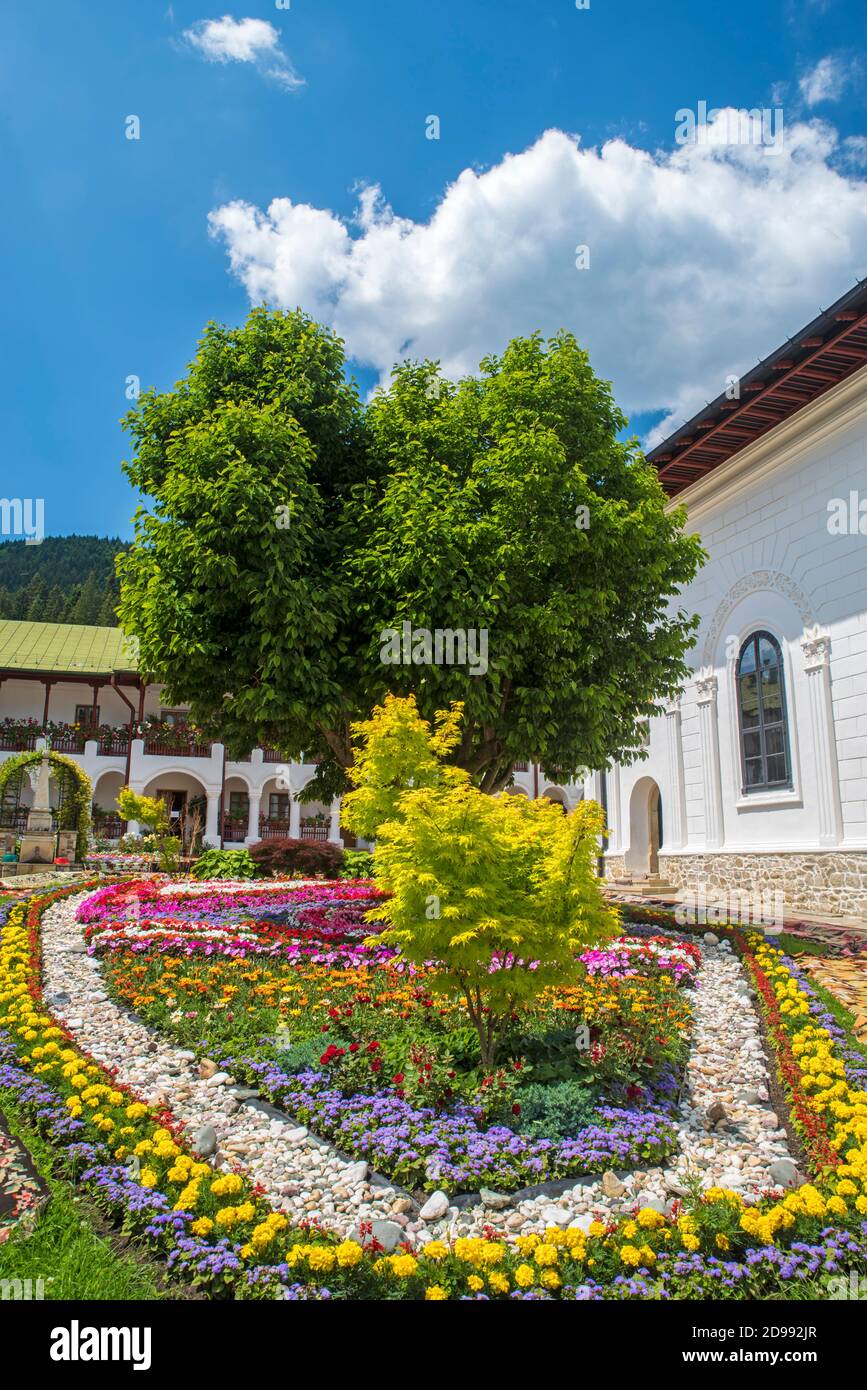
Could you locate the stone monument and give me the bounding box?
[17,753,57,869]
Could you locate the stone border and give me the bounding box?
[39,893,796,1245]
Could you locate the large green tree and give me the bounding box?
[117,308,704,795]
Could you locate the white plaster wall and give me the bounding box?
[614,363,867,865]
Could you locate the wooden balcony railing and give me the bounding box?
[98,736,129,757]
[258,818,291,839]
[50,734,88,754]
[143,737,212,758]
[92,815,124,840]
[0,732,38,752]
[222,817,248,842]
[300,822,329,841]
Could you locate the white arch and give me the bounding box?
[224,770,253,793]
[141,769,211,797]
[541,786,569,808]
[625,775,661,874]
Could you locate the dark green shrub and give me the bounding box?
[272,1038,327,1073]
[513,1079,598,1139]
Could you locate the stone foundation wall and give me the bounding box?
[603,854,626,879]
[655,850,867,919]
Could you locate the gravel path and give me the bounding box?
[39,895,797,1246]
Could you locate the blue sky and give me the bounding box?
[2,0,866,540]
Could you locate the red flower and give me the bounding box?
[349,1042,360,1053]
[392,1073,404,1085]
[512,1103,521,1115]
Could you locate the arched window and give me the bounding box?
[736,631,792,792]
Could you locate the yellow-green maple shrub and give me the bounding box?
[342,694,619,1068]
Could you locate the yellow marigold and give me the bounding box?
[423,1241,448,1261]
[139,1168,158,1188]
[637,1207,665,1229]
[467,1275,484,1292]
[488,1272,510,1295]
[715,1233,730,1251]
[389,1254,418,1278]
[681,1233,700,1252]
[514,1264,535,1288]
[425,1285,448,1300]
[211,1173,244,1197]
[336,1241,363,1268]
[191,1218,214,1236]
[540,1269,561,1289]
[305,1247,336,1273]
[619,1244,642,1267]
[533,1243,559,1268]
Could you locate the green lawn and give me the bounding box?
[0,1099,167,1300]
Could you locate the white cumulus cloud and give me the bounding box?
[799,56,848,106]
[184,15,303,90]
[208,116,867,442]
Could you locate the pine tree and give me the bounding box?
[97,586,118,626]
[41,584,68,623]
[69,571,102,624]
[23,574,48,621]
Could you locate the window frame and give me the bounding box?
[735,630,793,795]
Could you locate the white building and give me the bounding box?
[600,278,867,918]
[0,628,583,852]
[0,622,342,849]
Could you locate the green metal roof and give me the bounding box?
[0,620,139,675]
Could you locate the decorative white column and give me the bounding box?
[289,791,301,839]
[695,668,725,850]
[801,626,843,847]
[124,737,146,836]
[663,695,688,848]
[245,790,261,844]
[328,796,342,846]
[606,764,622,854]
[204,790,220,848]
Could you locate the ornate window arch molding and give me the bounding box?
[702,571,815,668]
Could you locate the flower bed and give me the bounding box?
[86,879,691,1192]
[2,885,867,1299]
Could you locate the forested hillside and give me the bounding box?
[0,535,129,626]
